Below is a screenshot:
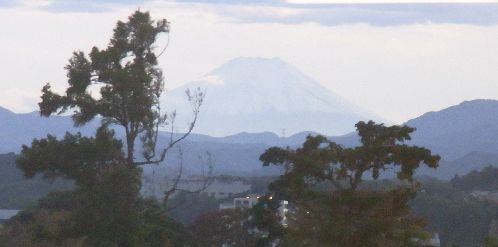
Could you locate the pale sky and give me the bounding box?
[2,0,498,123]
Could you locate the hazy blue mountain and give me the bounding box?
[0,105,313,175]
[198,98,498,178]
[449,151,498,176]
[4,99,498,178]
[0,107,100,154]
[330,99,498,160]
[415,152,498,180]
[407,99,498,161]
[290,99,498,179]
[164,57,385,137]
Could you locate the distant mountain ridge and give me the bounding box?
[4,100,498,167]
[3,99,498,179]
[0,107,99,154]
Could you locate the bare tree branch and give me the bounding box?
[163,150,214,212]
[134,88,204,166]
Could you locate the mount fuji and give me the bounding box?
[164,57,385,137]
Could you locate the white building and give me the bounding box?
[219,196,259,210]
[279,200,288,227]
[428,233,441,247]
[219,196,289,227]
[413,233,441,247]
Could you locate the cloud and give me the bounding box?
[0,0,19,8]
[175,0,283,4]
[6,1,498,26]
[206,3,498,26]
[0,0,146,12]
[1,2,498,124]
[42,0,146,13]
[5,1,498,26]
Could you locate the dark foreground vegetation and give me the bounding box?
[3,154,498,246]
[1,9,498,247]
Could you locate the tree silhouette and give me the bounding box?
[39,10,203,166]
[8,10,203,246]
[255,121,440,247]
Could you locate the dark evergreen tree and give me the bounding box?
[2,10,202,247]
[38,10,202,166]
[254,121,440,247]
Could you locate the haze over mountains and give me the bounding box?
[164,57,384,137]
[1,58,498,179]
[3,99,498,179]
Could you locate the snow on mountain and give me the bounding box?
[163,57,384,137]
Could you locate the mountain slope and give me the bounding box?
[335,99,498,161]
[302,99,498,179]
[407,99,498,160]
[5,98,498,179]
[0,107,100,153]
[164,57,384,137]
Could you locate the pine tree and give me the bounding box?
[7,10,202,247]
[255,121,440,247]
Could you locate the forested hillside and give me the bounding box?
[0,153,71,209]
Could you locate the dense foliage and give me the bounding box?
[0,191,190,247]
[0,10,197,247]
[451,166,498,192]
[255,121,440,247]
[39,10,168,164]
[412,178,498,247]
[188,209,257,247]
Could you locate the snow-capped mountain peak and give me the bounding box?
[164,57,384,136]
